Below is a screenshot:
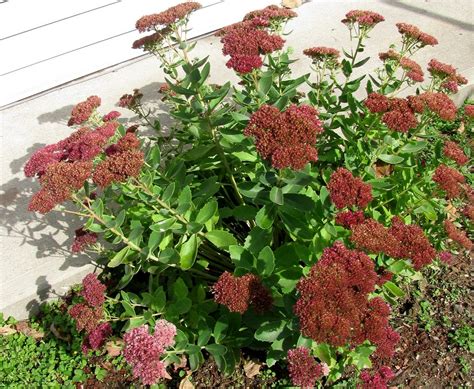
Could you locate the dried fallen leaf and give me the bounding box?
[105,339,124,357]
[0,325,17,336]
[457,122,465,134]
[244,360,262,378]
[374,161,393,177]
[282,0,302,8]
[445,202,458,221]
[179,375,194,389]
[15,321,44,340]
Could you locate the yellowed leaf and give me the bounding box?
[179,376,194,389]
[244,360,262,378]
[0,325,17,336]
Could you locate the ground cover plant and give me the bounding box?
[16,3,473,388]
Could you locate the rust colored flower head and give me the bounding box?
[465,104,474,119]
[328,168,373,209]
[102,111,121,122]
[132,27,172,51]
[85,322,112,350]
[68,303,103,333]
[295,242,397,352]
[244,104,323,170]
[244,5,297,22]
[335,210,366,229]
[212,271,272,314]
[226,54,263,74]
[408,92,457,121]
[396,22,438,47]
[28,161,93,214]
[68,96,101,126]
[350,218,400,258]
[221,28,284,57]
[81,273,106,307]
[135,2,202,32]
[463,204,474,222]
[287,347,322,389]
[443,141,469,165]
[303,47,340,68]
[388,217,436,270]
[432,164,465,199]
[24,144,66,178]
[71,227,98,253]
[382,98,418,133]
[93,150,144,188]
[400,57,424,82]
[118,89,143,109]
[365,93,390,114]
[427,58,456,78]
[106,132,141,156]
[444,220,473,250]
[379,49,401,62]
[342,10,385,27]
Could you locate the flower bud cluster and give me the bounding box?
[123,320,176,385]
[443,141,469,165]
[212,271,272,314]
[287,347,323,388]
[244,104,323,170]
[67,96,101,126]
[428,59,468,93]
[342,10,385,27]
[295,242,399,357]
[71,227,98,253]
[243,5,297,23]
[444,220,473,250]
[432,164,466,199]
[359,366,395,389]
[135,2,202,32]
[328,168,373,209]
[365,94,418,133]
[408,92,457,121]
[303,47,340,69]
[396,23,438,47]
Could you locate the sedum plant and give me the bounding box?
[24,4,473,387]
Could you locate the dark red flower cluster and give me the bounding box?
[427,59,467,93]
[28,161,93,214]
[335,210,366,229]
[295,242,398,357]
[364,94,418,132]
[463,204,474,222]
[69,303,103,333]
[328,168,373,209]
[376,269,394,286]
[82,322,112,353]
[444,220,473,250]
[71,227,98,253]
[408,92,457,121]
[118,89,143,109]
[351,217,436,269]
[287,347,322,388]
[103,111,121,122]
[93,149,144,188]
[443,141,469,165]
[220,20,284,74]
[81,273,106,307]
[244,104,323,170]
[432,164,465,199]
[132,27,173,51]
[244,5,297,22]
[212,271,272,314]
[135,2,202,32]
[359,366,395,389]
[68,96,101,126]
[123,321,176,385]
[396,23,438,47]
[400,57,424,82]
[342,10,385,27]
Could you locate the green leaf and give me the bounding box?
[257,72,273,96]
[378,154,404,164]
[148,231,162,252]
[255,321,285,342]
[206,344,227,357]
[399,141,428,154]
[255,205,275,230]
[180,235,198,270]
[257,246,275,276]
[108,246,131,268]
[173,277,189,299]
[205,230,237,249]
[383,281,404,297]
[270,187,284,205]
[196,199,217,224]
[150,218,177,232]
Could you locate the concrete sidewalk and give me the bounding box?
[1,0,473,319]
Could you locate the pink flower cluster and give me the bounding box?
[432,164,466,199]
[132,27,173,51]
[295,242,399,357]
[427,59,468,93]
[400,57,424,82]
[118,89,143,110]
[396,22,438,47]
[351,217,436,270]
[243,5,297,22]
[123,320,176,385]
[71,227,98,253]
[212,271,272,314]
[443,141,469,165]
[68,96,101,126]
[342,10,385,27]
[328,168,373,209]
[465,105,474,119]
[287,347,323,388]
[81,273,106,307]
[303,46,340,68]
[359,366,395,389]
[244,104,323,170]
